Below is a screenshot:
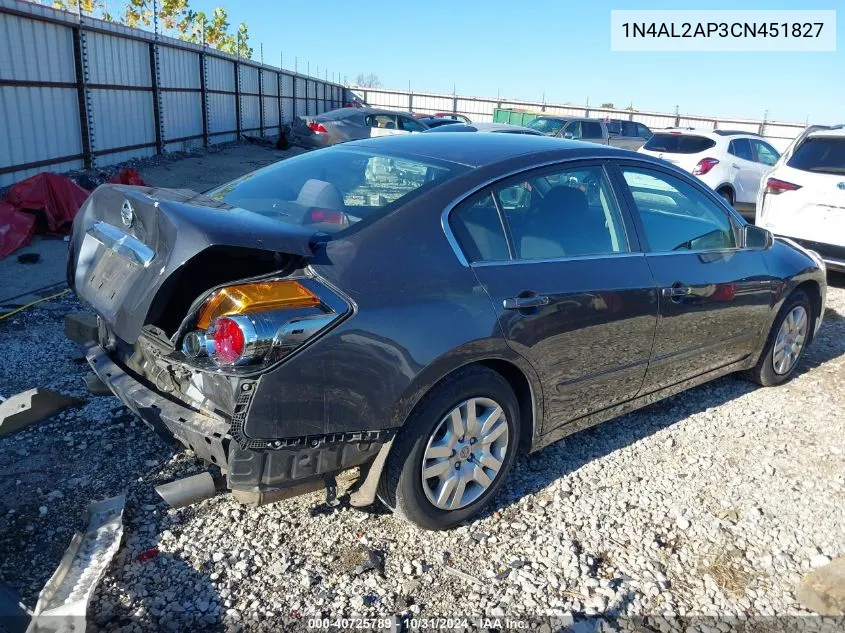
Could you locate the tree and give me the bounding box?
[46,0,253,58]
[354,73,382,88]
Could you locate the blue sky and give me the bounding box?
[181,0,841,124]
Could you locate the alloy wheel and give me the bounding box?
[773,305,808,375]
[421,397,509,511]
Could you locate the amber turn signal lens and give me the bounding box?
[196,281,320,329]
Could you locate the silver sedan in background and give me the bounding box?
[289,107,430,148]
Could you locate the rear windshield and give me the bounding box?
[206,148,466,235]
[787,137,845,175]
[526,117,566,135]
[643,134,716,154]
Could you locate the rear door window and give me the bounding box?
[449,193,510,263]
[581,121,604,140]
[621,121,639,136]
[643,134,716,154]
[728,138,754,161]
[635,123,652,138]
[787,137,845,175]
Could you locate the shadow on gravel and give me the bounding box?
[90,550,224,633]
[487,299,845,517]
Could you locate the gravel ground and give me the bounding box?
[1,281,843,632]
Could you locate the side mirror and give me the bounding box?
[743,224,773,250]
[562,132,574,140]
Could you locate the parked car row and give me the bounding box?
[524,115,653,150]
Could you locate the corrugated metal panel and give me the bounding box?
[87,32,150,86]
[281,97,294,123]
[281,74,294,99]
[0,13,75,82]
[263,97,280,130]
[240,95,260,132]
[208,93,236,135]
[262,70,279,96]
[161,91,202,141]
[206,56,234,91]
[158,46,199,89]
[410,95,454,112]
[164,137,202,153]
[96,145,155,168]
[0,84,83,186]
[239,64,259,94]
[89,89,154,151]
[1,157,84,187]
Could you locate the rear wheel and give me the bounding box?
[745,289,812,386]
[378,366,520,530]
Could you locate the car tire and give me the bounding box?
[718,187,734,207]
[744,289,813,387]
[377,365,521,530]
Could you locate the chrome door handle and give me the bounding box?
[503,295,551,310]
[661,286,691,297]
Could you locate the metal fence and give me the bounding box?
[0,0,346,186]
[352,87,808,152]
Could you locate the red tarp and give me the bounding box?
[0,202,37,259]
[5,173,90,236]
[107,168,148,187]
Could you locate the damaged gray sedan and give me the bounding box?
[69,134,826,529]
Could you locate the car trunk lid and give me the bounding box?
[69,184,321,344]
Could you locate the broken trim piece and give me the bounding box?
[26,495,126,633]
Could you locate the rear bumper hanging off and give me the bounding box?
[86,345,388,502]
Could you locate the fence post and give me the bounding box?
[199,52,208,147]
[408,91,413,114]
[234,60,241,139]
[674,105,680,127]
[258,69,264,137]
[148,42,163,155]
[277,72,282,133]
[72,25,93,169]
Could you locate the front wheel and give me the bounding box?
[378,366,520,530]
[745,289,813,386]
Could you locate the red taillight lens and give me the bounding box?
[211,317,245,365]
[765,178,802,194]
[305,208,347,225]
[308,122,328,134]
[692,158,720,175]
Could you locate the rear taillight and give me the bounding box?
[765,178,802,194]
[304,208,347,225]
[307,122,328,134]
[181,279,349,369]
[692,158,720,175]
[210,317,246,365]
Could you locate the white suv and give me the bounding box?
[638,129,780,219]
[756,125,845,272]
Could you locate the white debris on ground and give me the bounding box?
[1,283,843,632]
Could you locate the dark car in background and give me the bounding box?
[603,118,653,145]
[422,122,544,135]
[527,116,650,149]
[417,117,464,129]
[289,107,429,148]
[70,134,826,529]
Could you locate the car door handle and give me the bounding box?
[732,163,740,169]
[661,285,692,297]
[503,295,551,310]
